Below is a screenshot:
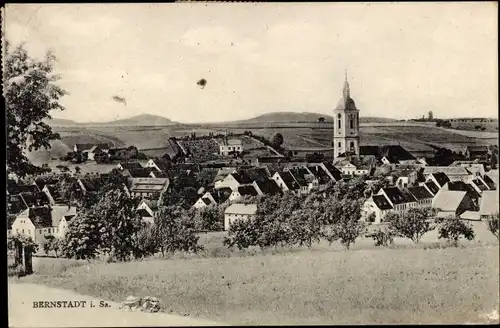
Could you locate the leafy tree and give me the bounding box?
[271,133,284,149]
[486,213,499,239]
[386,207,436,243]
[436,216,475,247]
[223,217,260,250]
[134,223,159,258]
[61,211,102,260]
[322,198,365,249]
[154,205,203,255]
[5,42,68,178]
[371,227,395,247]
[74,166,81,174]
[193,205,223,231]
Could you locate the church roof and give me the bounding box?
[335,96,357,110]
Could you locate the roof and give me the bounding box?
[236,185,259,197]
[45,184,64,203]
[34,177,59,190]
[130,178,169,192]
[287,168,309,187]
[214,167,237,182]
[306,165,331,185]
[8,195,28,215]
[423,166,471,176]
[119,162,143,170]
[408,186,433,200]
[75,143,109,151]
[7,183,39,195]
[472,179,489,191]
[224,203,257,215]
[466,145,489,154]
[201,198,212,205]
[446,181,481,199]
[24,206,53,229]
[430,172,451,187]
[19,192,51,207]
[379,145,416,163]
[51,206,77,227]
[335,95,357,110]
[254,179,282,195]
[400,189,417,203]
[233,167,269,185]
[480,190,499,215]
[432,190,467,212]
[149,159,171,171]
[125,167,156,178]
[137,208,153,217]
[359,146,380,157]
[425,180,440,195]
[150,170,170,179]
[371,195,393,210]
[197,168,219,186]
[209,188,232,203]
[482,175,497,190]
[460,211,481,221]
[78,178,105,193]
[320,161,342,181]
[226,139,242,146]
[276,170,300,190]
[380,187,408,205]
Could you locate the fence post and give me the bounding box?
[22,245,34,275]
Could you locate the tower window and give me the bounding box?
[338,142,341,148]
[350,115,354,129]
[350,142,354,150]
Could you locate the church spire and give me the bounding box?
[343,70,350,99]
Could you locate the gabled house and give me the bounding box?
[220,138,243,156]
[427,172,451,189]
[224,203,257,230]
[452,163,485,178]
[129,178,169,199]
[122,167,156,178]
[74,143,109,153]
[421,180,440,196]
[471,178,490,195]
[11,206,77,244]
[465,145,490,161]
[136,200,158,224]
[407,186,434,208]
[17,191,51,208]
[34,176,59,191]
[317,161,342,182]
[117,162,143,171]
[219,167,269,191]
[42,184,64,206]
[229,185,259,202]
[423,166,474,183]
[443,181,481,210]
[214,167,237,189]
[377,187,413,213]
[145,159,171,172]
[272,170,301,195]
[7,194,28,215]
[432,190,473,218]
[252,179,282,196]
[58,212,78,238]
[379,145,417,165]
[193,187,232,209]
[361,194,393,224]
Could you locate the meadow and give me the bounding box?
[18,221,499,325]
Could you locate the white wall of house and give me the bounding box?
[219,174,241,191]
[224,213,253,231]
[229,190,242,202]
[58,218,69,239]
[42,186,56,206]
[361,200,389,224]
[220,145,243,156]
[272,173,290,193]
[11,216,36,241]
[193,198,209,209]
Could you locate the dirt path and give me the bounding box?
[8,281,226,327]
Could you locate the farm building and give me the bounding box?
[432,190,474,218]
[465,145,489,161]
[361,195,393,224]
[423,166,473,183]
[11,206,77,244]
[219,138,243,156]
[376,187,416,213]
[129,177,169,199]
[407,186,434,208]
[224,203,257,231]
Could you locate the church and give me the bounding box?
[333,72,360,158]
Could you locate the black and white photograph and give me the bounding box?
[4,2,499,326]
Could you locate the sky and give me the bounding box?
[4,2,498,123]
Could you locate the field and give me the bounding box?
[18,221,499,325]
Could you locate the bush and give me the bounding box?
[437,216,475,247]
[371,228,395,247]
[486,213,499,239]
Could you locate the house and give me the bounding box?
[34,176,59,191]
[129,178,169,199]
[219,138,243,156]
[74,143,109,153]
[393,167,421,188]
[224,203,257,230]
[77,177,106,194]
[481,174,496,190]
[361,194,393,224]
[479,190,499,220]
[83,146,106,161]
[443,181,481,210]
[196,168,219,189]
[123,167,156,178]
[17,192,51,208]
[378,145,417,165]
[145,159,171,172]
[42,184,64,206]
[7,195,28,215]
[465,145,489,161]
[7,183,40,195]
[423,166,473,182]
[219,167,269,191]
[427,172,451,188]
[407,186,434,208]
[214,167,237,189]
[136,200,158,224]
[57,213,78,238]
[11,206,77,244]
[432,190,473,218]
[377,187,415,213]
[450,162,485,178]
[334,155,375,177]
[193,188,233,209]
[252,179,282,196]
[229,185,259,202]
[272,170,301,195]
[117,162,143,171]
[316,161,343,182]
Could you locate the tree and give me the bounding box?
[5,42,68,178]
[62,211,102,260]
[318,117,325,123]
[74,166,81,174]
[486,213,499,240]
[193,205,224,231]
[154,205,203,256]
[371,227,395,247]
[437,216,475,247]
[386,207,436,243]
[322,198,365,249]
[271,133,284,149]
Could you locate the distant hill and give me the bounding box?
[46,114,176,127]
[235,112,398,124]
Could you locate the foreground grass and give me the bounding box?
[20,244,499,325]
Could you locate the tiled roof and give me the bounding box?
[379,145,416,162]
[214,167,237,182]
[150,170,170,179]
[119,162,143,170]
[225,203,257,215]
[50,206,77,227]
[372,195,393,210]
[423,166,471,176]
[151,159,171,171]
[431,172,451,187]
[130,178,169,192]
[210,188,232,203]
[472,179,489,191]
[408,186,433,200]
[8,195,28,215]
[34,177,59,190]
[125,167,156,178]
[45,184,63,203]
[227,139,242,146]
[7,183,39,195]
[446,181,480,199]
[277,170,300,190]
[236,185,259,197]
[381,187,407,205]
[320,161,342,181]
[425,180,440,195]
[19,192,50,207]
[254,179,282,195]
[482,175,496,190]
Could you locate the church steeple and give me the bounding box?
[343,70,350,99]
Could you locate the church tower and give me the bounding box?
[333,72,360,158]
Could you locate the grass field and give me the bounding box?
[18,221,499,325]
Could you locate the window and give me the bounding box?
[350,115,354,129]
[22,229,24,234]
[337,114,341,129]
[338,142,341,148]
[350,142,354,150]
